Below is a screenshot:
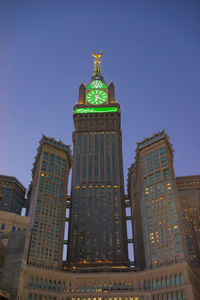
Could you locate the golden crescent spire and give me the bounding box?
[92,50,103,59]
[91,50,104,81]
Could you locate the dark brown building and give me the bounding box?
[67,52,129,269]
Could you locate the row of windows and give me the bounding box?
[77,282,133,292]
[28,295,56,300]
[143,272,184,290]
[28,293,186,300]
[42,152,67,177]
[28,261,57,270]
[29,275,184,294]
[0,223,26,231]
[28,296,144,300]
[70,297,185,300]
[141,147,168,175]
[29,277,66,291]
[71,298,143,300]
[39,176,64,196]
[152,291,186,300]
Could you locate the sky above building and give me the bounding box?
[0,0,200,192]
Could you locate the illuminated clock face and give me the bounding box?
[86,90,107,105]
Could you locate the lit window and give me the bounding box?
[1,224,5,230]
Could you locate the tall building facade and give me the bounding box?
[176,176,200,267]
[128,131,187,269]
[0,175,25,215]
[67,51,129,269]
[27,135,72,270]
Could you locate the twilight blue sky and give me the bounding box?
[0,0,200,192]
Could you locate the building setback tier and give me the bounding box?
[18,262,200,300]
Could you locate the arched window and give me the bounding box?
[29,276,33,287]
[177,291,181,300]
[163,295,166,300]
[94,283,98,292]
[118,282,123,289]
[170,275,175,287]
[182,290,186,300]
[138,280,141,289]
[62,281,65,291]
[161,276,165,288]
[172,291,176,300]
[88,284,93,292]
[180,272,184,285]
[83,283,87,292]
[167,293,171,300]
[158,295,162,300]
[113,282,117,290]
[143,280,147,290]
[34,277,38,288]
[152,279,156,290]
[44,279,48,289]
[57,281,61,290]
[28,294,32,300]
[128,282,132,290]
[53,280,57,290]
[148,279,151,289]
[175,274,179,286]
[39,278,43,288]
[98,282,102,290]
[156,278,161,289]
[166,276,170,288]
[48,279,52,290]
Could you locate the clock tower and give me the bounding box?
[67,51,129,270]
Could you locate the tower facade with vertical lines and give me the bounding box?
[67,52,129,269]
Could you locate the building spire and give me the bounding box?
[91,50,105,81]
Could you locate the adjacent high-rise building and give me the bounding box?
[176,175,200,267]
[27,135,72,270]
[0,175,25,215]
[128,131,187,269]
[67,51,129,270]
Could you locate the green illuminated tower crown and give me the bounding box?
[76,51,116,114]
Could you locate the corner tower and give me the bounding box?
[128,131,187,269]
[67,51,129,270]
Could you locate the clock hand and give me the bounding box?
[97,96,104,101]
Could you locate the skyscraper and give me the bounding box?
[27,135,72,270]
[67,51,129,269]
[128,131,187,269]
[176,175,200,267]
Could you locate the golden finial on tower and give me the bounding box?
[91,50,104,80]
[92,50,103,60]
